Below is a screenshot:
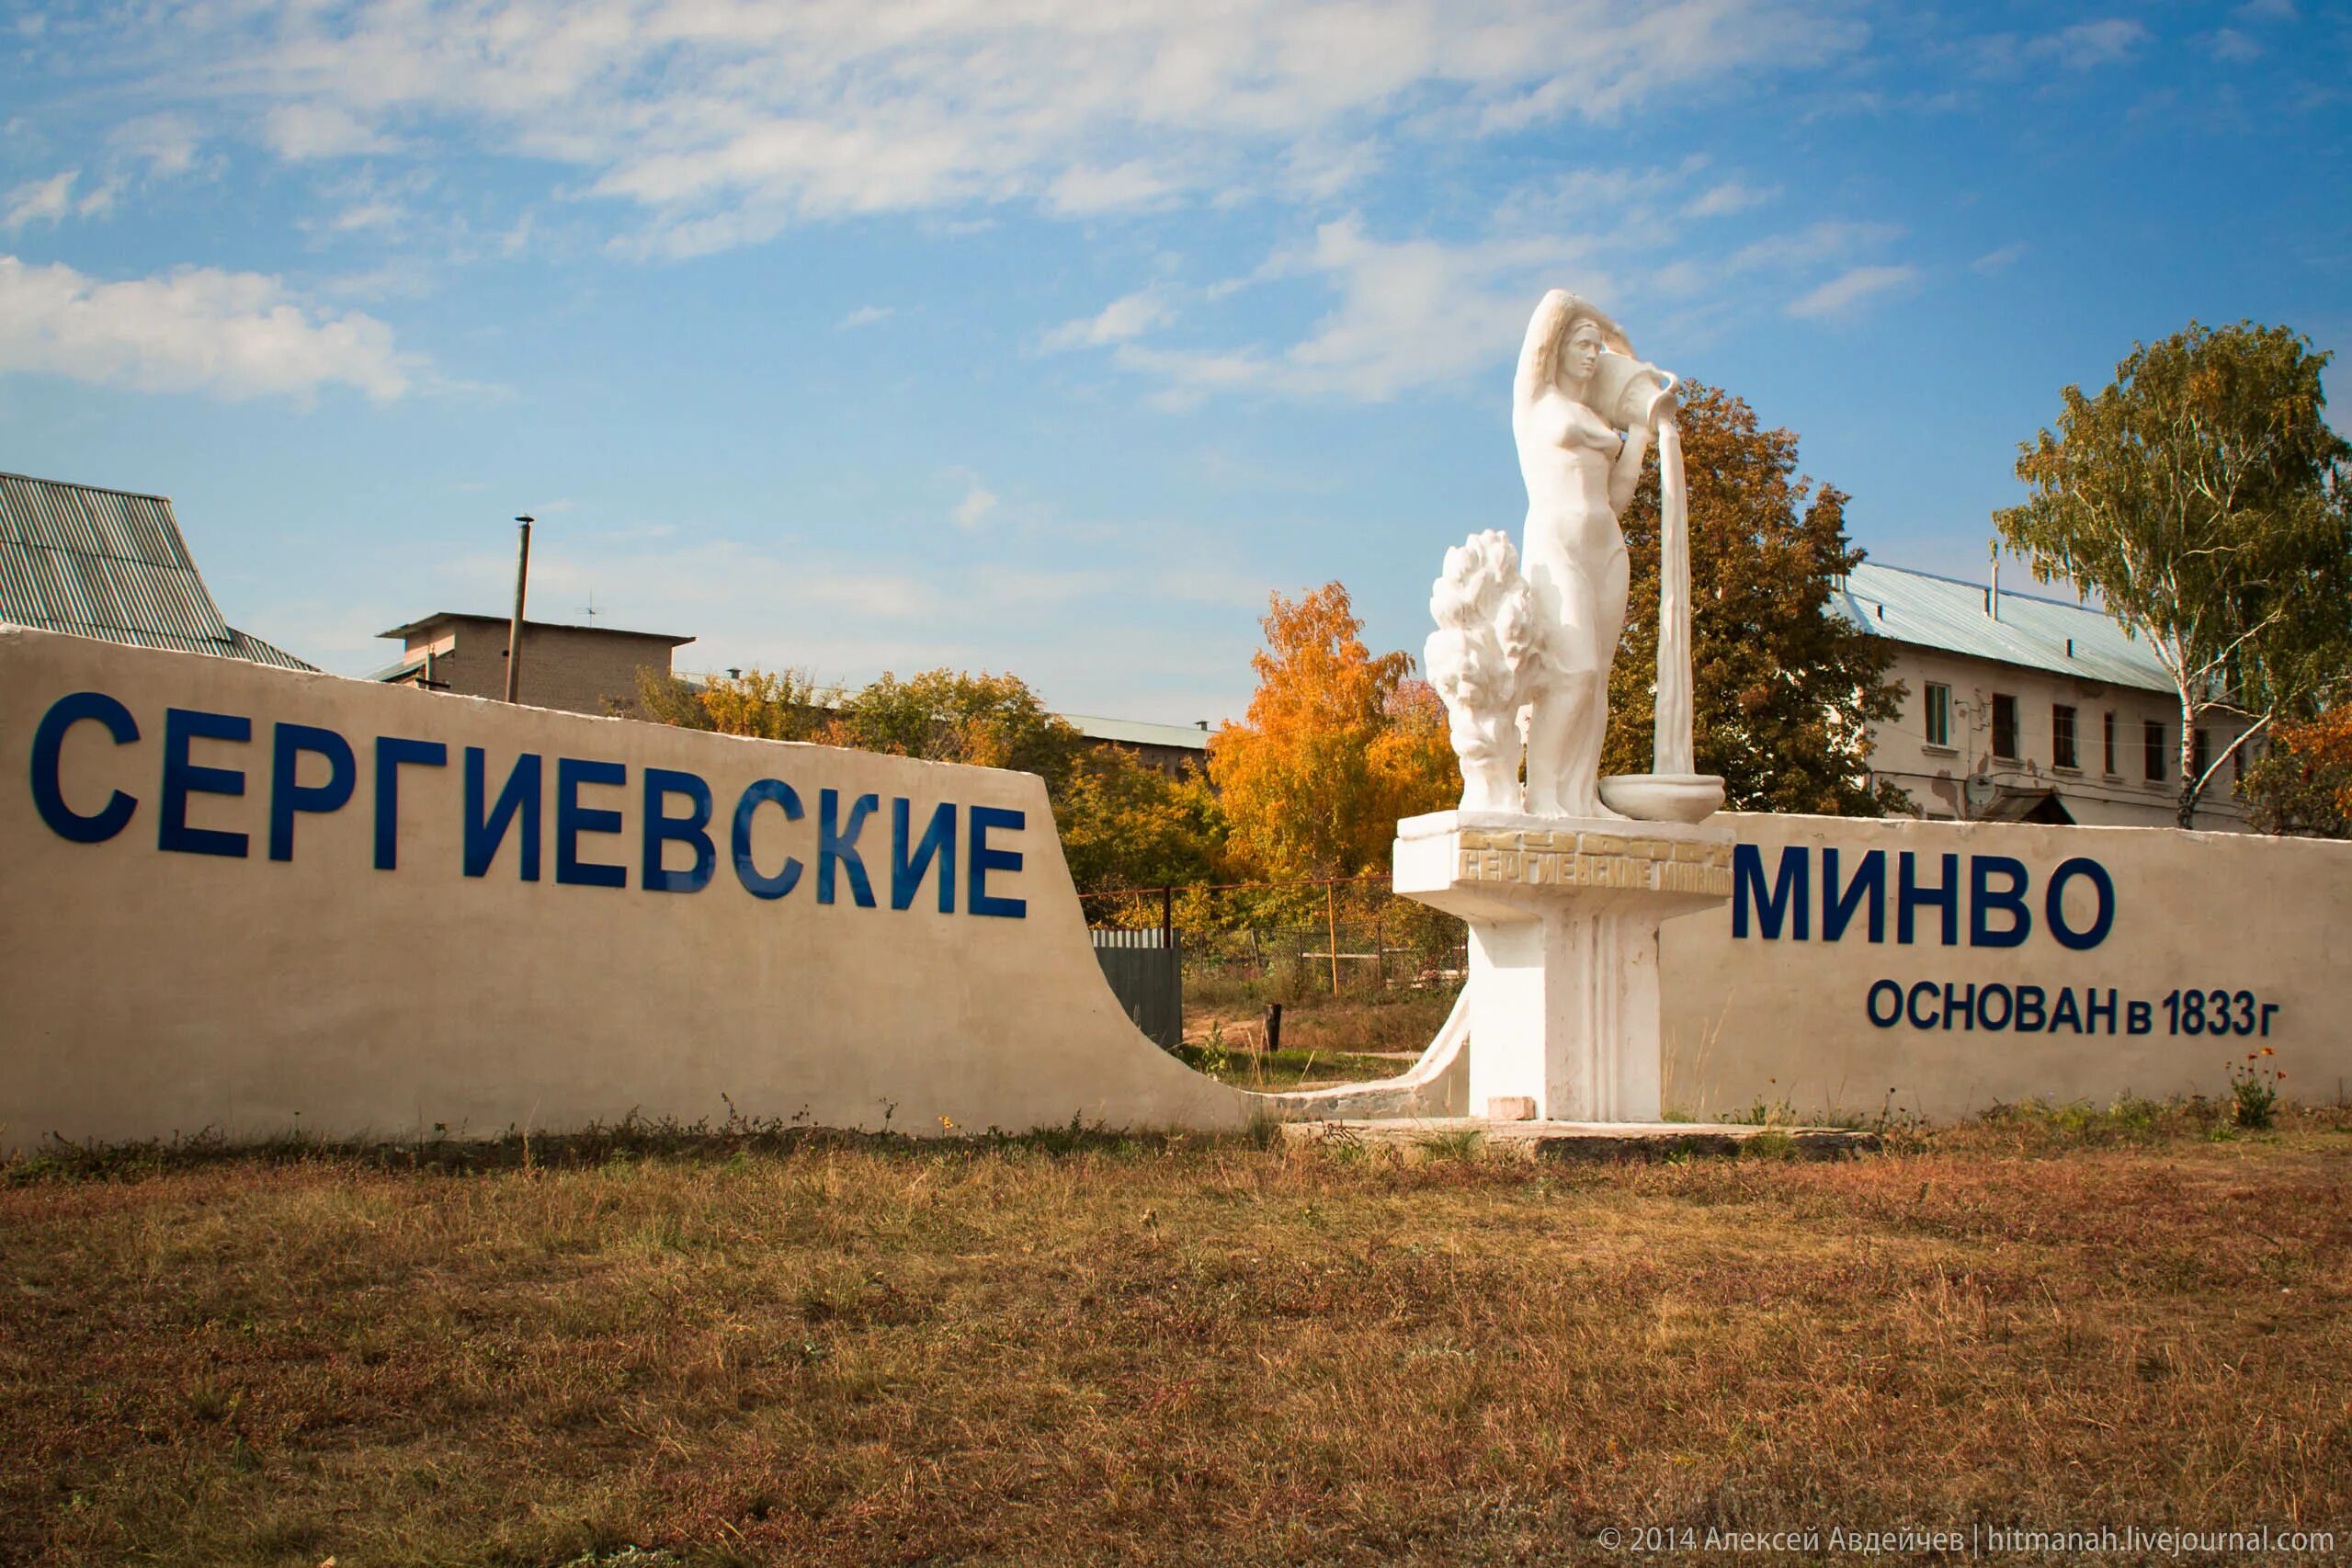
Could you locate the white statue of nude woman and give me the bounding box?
[1512,291,1665,817]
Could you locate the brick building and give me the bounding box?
[375,611,694,717]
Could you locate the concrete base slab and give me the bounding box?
[1278,1117,1878,1162]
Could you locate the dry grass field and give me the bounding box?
[4,1106,2348,1566]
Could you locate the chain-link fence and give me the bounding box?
[1081,878,1468,1004]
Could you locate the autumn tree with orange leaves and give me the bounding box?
[1208,583,1456,892]
[2240,705,2352,837]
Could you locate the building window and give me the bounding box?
[2052,705,2078,769]
[2103,711,2117,775]
[1991,693,2018,760]
[2144,719,2165,782]
[2193,726,2211,781]
[1924,682,1951,747]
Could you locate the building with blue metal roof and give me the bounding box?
[1836,560,2248,830]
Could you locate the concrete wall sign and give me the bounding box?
[1663,813,2346,1119]
[0,625,1250,1153]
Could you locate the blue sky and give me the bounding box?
[3,1,2346,723]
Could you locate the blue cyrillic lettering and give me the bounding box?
[642,767,715,893]
[891,799,957,914]
[968,805,1028,919]
[464,748,542,881]
[556,758,627,889]
[1969,855,2032,948]
[1898,852,1959,946]
[374,737,447,870]
[159,708,250,858]
[29,690,139,844]
[1733,844,1809,940]
[732,779,804,900]
[818,789,879,907]
[1821,848,1885,943]
[268,722,355,862]
[2045,858,2115,950]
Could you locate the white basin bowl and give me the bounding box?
[1597,773,1725,824]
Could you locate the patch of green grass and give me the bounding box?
[1411,1127,1487,1162]
[1168,1042,1407,1089]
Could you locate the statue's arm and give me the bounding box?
[1610,420,1651,514]
[1513,290,1574,415]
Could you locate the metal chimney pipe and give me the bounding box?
[505,516,534,703]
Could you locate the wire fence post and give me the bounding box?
[1324,882,1340,995]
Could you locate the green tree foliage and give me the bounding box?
[1053,746,1221,900]
[2239,705,2352,838]
[1604,382,1909,814]
[835,669,1084,789]
[1209,584,1457,895]
[639,664,1210,895]
[1995,321,2352,826]
[627,666,835,740]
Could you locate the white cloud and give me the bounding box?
[327,199,406,233]
[0,255,421,401]
[1082,169,1913,403]
[76,176,123,219]
[1971,241,2027,274]
[266,103,398,161]
[131,0,1864,254]
[1041,289,1175,351]
[110,115,201,178]
[1787,264,1919,318]
[1725,220,1903,272]
[1685,179,1775,218]
[2034,19,2150,69]
[5,169,127,229]
[836,304,894,330]
[950,472,998,532]
[1047,162,1179,215]
[323,261,436,301]
[5,171,78,231]
[2207,28,2264,62]
[1107,212,1596,406]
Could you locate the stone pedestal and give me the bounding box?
[1392,811,1734,1123]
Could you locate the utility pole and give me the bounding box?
[504,516,533,703]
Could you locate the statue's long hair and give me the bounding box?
[1540,296,1635,389]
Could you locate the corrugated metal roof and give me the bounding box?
[1834,561,2173,695]
[1064,712,1211,750]
[0,471,316,671]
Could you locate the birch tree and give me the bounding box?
[1994,322,2352,826]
